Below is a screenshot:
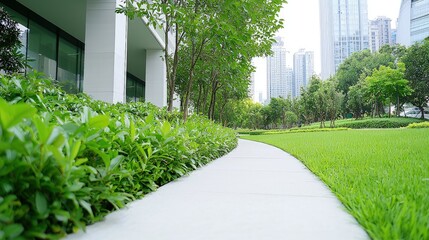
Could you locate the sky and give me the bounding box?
[253,0,402,102]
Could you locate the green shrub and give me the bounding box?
[0,74,237,239]
[336,117,425,129]
[407,122,429,128]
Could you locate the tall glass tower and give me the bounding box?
[320,0,369,79]
[397,0,429,46]
[267,37,291,100]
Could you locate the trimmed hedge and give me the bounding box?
[0,74,237,239]
[336,118,426,129]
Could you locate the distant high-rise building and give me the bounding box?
[397,0,429,46]
[293,49,314,97]
[267,37,290,100]
[285,68,294,98]
[369,17,392,52]
[369,24,380,52]
[391,29,397,45]
[249,72,255,100]
[319,0,369,79]
[258,92,263,104]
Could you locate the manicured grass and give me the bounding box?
[242,129,429,240]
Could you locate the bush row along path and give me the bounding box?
[67,139,368,240]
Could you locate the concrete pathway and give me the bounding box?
[67,139,368,240]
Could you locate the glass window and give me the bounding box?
[126,77,136,102]
[27,20,57,79]
[58,37,82,93]
[126,74,145,102]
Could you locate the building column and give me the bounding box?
[83,0,127,103]
[145,50,167,107]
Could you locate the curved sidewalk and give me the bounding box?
[67,139,368,240]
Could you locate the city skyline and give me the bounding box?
[252,0,402,103]
[320,0,369,79]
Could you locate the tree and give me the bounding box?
[347,77,371,119]
[402,39,429,119]
[365,64,412,117]
[117,1,187,111]
[0,7,26,73]
[335,46,405,116]
[175,0,285,121]
[300,76,321,125]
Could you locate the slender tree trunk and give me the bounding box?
[196,83,203,114]
[388,103,391,118]
[208,80,219,120]
[396,94,400,117]
[202,85,208,114]
[420,106,425,119]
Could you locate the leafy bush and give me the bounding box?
[0,74,237,239]
[407,122,429,128]
[336,117,425,129]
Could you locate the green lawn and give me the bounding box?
[242,129,429,240]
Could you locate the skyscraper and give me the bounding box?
[369,17,392,52]
[369,23,380,52]
[319,0,369,79]
[267,37,290,100]
[249,72,256,100]
[397,0,429,46]
[293,49,314,97]
[391,29,397,45]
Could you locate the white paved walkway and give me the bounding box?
[67,139,368,240]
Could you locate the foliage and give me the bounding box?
[118,0,286,121]
[0,7,26,73]
[402,39,429,119]
[243,129,429,240]
[0,74,237,239]
[407,122,429,128]
[336,117,425,129]
[347,78,371,119]
[365,63,412,117]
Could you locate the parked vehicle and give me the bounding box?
[400,109,429,119]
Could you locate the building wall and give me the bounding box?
[411,0,429,43]
[398,0,429,46]
[320,0,369,79]
[369,17,392,52]
[370,24,380,52]
[397,0,412,46]
[0,0,167,106]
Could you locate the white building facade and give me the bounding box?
[319,0,369,79]
[397,0,429,46]
[293,49,314,97]
[267,37,291,100]
[0,0,168,106]
[369,17,392,52]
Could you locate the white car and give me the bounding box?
[400,109,429,120]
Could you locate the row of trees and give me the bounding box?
[222,78,343,129]
[117,0,286,121]
[337,43,429,119]
[223,41,429,129]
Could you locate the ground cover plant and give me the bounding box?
[242,129,429,240]
[407,122,429,128]
[0,74,237,239]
